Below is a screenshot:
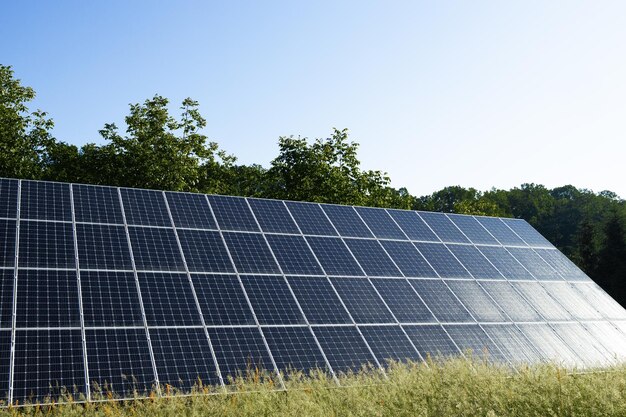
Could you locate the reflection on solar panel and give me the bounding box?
[0,177,625,405]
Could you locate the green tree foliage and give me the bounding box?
[596,211,626,301]
[0,65,55,179]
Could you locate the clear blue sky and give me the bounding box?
[2,1,625,197]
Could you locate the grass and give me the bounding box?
[3,357,626,416]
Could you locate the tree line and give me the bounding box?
[2,64,625,306]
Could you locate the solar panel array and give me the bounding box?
[1,178,626,404]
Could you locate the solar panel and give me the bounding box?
[1,177,625,405]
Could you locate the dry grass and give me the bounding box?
[3,357,626,416]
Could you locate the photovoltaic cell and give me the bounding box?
[542,282,603,320]
[0,330,9,401]
[479,281,542,322]
[207,327,275,381]
[551,323,613,366]
[241,275,305,325]
[12,329,85,404]
[0,270,14,327]
[287,277,352,324]
[512,282,572,321]
[517,324,581,366]
[223,232,280,274]
[574,284,626,320]
[72,184,123,224]
[380,240,437,277]
[446,281,508,322]
[387,209,439,241]
[120,188,170,227]
[16,269,80,327]
[476,217,526,246]
[500,218,553,248]
[313,326,377,373]
[583,322,626,361]
[344,239,402,277]
[247,198,299,234]
[81,271,143,327]
[86,328,154,398]
[534,249,589,281]
[355,207,406,239]
[265,234,324,275]
[444,325,508,364]
[0,219,15,267]
[262,327,329,375]
[285,202,337,236]
[447,214,499,245]
[360,325,421,365]
[0,178,18,219]
[20,180,71,222]
[482,325,543,364]
[138,272,202,326]
[165,192,216,230]
[128,227,185,271]
[18,221,75,268]
[178,229,234,273]
[409,279,473,323]
[192,274,255,325]
[446,244,503,279]
[417,212,470,244]
[403,325,460,359]
[306,236,364,276]
[413,242,471,278]
[331,278,395,323]
[506,247,562,281]
[371,279,435,323]
[322,205,373,238]
[208,195,259,232]
[477,246,535,280]
[150,327,220,390]
[76,224,132,270]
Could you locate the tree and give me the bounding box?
[575,218,597,275]
[0,64,55,179]
[595,211,626,305]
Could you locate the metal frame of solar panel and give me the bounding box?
[0,177,625,405]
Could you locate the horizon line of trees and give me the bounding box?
[2,63,625,306]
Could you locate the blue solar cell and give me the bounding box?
[81,271,143,327]
[128,227,185,271]
[18,221,75,268]
[476,217,526,246]
[477,246,535,280]
[417,212,470,244]
[506,247,562,281]
[223,232,280,274]
[344,239,402,277]
[403,325,460,359]
[265,234,324,275]
[0,330,9,400]
[263,327,330,375]
[76,224,133,270]
[313,326,377,373]
[322,205,373,238]
[248,198,300,234]
[192,274,255,325]
[446,244,503,279]
[447,214,499,245]
[0,219,16,267]
[165,192,217,229]
[241,275,305,325]
[360,326,421,365]
[371,279,435,323]
[0,178,18,219]
[500,218,553,248]
[138,272,203,326]
[386,209,439,241]
[208,327,275,381]
[413,242,471,278]
[287,276,352,324]
[120,188,170,227]
[331,278,395,323]
[379,240,437,277]
[0,270,13,328]
[285,202,337,236]
[355,207,406,239]
[482,325,543,364]
[20,180,71,221]
[479,281,542,322]
[445,280,508,322]
[306,236,364,276]
[517,323,582,366]
[208,195,259,232]
[534,249,589,281]
[409,279,473,322]
[73,184,123,224]
[511,282,572,321]
[542,282,603,320]
[178,229,234,273]
[150,327,221,390]
[444,324,509,364]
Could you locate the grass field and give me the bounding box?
[4,358,626,416]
